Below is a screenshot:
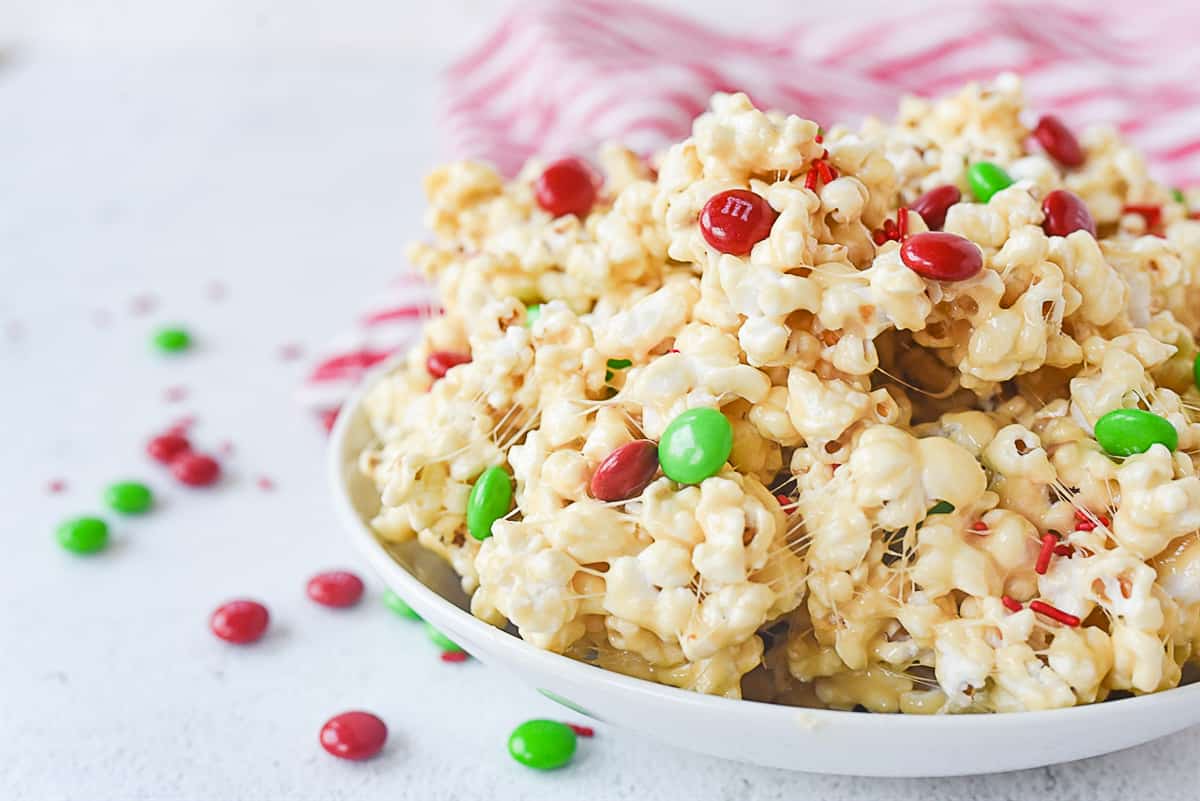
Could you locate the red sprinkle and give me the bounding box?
[278,343,305,361]
[256,475,275,492]
[147,433,192,464]
[534,157,599,218]
[172,453,221,487]
[129,294,157,316]
[319,711,388,761]
[970,520,989,532]
[1035,533,1058,575]
[1030,600,1081,627]
[163,385,189,403]
[440,650,469,663]
[1033,115,1085,168]
[699,189,777,255]
[210,599,269,644]
[1053,544,1074,557]
[307,571,365,608]
[1123,204,1162,229]
[910,184,962,231]
[47,479,68,494]
[566,723,595,738]
[1002,595,1023,612]
[426,350,472,380]
[776,494,792,507]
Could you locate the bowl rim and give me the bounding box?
[329,359,1200,730]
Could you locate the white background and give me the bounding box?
[3,1,1197,799]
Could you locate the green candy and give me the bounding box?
[466,466,512,541]
[524,304,542,327]
[927,500,955,516]
[1172,188,1186,204]
[658,408,733,485]
[56,516,109,554]
[606,358,632,370]
[104,481,153,514]
[1194,353,1200,391]
[1094,408,1178,457]
[153,326,191,353]
[507,719,577,771]
[425,623,463,653]
[966,162,1013,203]
[383,590,422,621]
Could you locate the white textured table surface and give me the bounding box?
[4,2,1198,799]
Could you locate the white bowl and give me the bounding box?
[329,366,1200,777]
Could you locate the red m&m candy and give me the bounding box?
[910,185,961,231]
[589,440,660,501]
[899,232,983,282]
[1033,115,1085,168]
[534,158,599,218]
[172,453,220,487]
[147,433,191,464]
[320,711,388,761]
[1041,189,1096,237]
[307,571,365,608]
[210,599,269,644]
[699,189,777,255]
[426,350,471,379]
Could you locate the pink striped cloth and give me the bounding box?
[301,0,1200,425]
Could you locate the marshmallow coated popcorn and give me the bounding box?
[360,75,1200,710]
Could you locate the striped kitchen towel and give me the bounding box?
[301,0,1200,426]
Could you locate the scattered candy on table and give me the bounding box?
[210,599,270,644]
[56,516,109,554]
[699,189,777,255]
[306,571,365,608]
[104,481,154,514]
[507,719,578,771]
[172,452,222,487]
[466,465,513,541]
[319,711,388,761]
[899,231,983,282]
[658,408,733,485]
[383,590,422,621]
[965,160,1013,202]
[534,157,599,219]
[1094,408,1178,457]
[425,623,463,654]
[152,326,192,354]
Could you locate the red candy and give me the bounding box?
[899,232,983,282]
[699,189,777,255]
[1041,190,1096,238]
[1123,204,1162,230]
[319,711,388,761]
[172,453,221,487]
[210,599,269,644]
[307,571,365,608]
[440,650,469,663]
[534,157,599,218]
[426,350,471,379]
[147,432,191,464]
[1033,115,1085,168]
[910,184,961,231]
[589,440,660,502]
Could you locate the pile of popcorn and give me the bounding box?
[359,74,1200,712]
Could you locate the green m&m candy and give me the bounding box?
[383,590,422,621]
[153,326,191,353]
[524,304,542,328]
[658,408,733,485]
[1094,408,1178,457]
[507,719,577,770]
[56,516,109,554]
[104,481,153,514]
[1193,352,1200,390]
[966,161,1013,203]
[466,465,512,541]
[425,623,463,653]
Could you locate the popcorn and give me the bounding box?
[360,76,1200,710]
